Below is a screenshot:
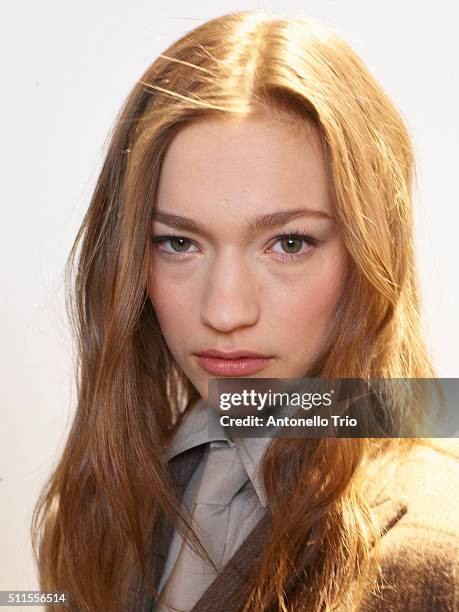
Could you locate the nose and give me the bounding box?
[200,250,260,332]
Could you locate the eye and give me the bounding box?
[151,229,320,262]
[151,235,198,256]
[268,230,319,261]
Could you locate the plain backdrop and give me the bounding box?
[1,1,458,607]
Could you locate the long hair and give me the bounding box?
[31,9,457,612]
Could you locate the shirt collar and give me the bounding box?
[164,397,270,507]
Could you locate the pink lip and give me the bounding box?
[193,348,274,376]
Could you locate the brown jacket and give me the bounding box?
[127,441,459,611]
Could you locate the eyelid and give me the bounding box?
[151,235,199,255]
[269,228,320,246]
[151,228,320,259]
[151,228,320,245]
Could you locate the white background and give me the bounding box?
[1,1,458,607]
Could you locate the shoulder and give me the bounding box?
[373,441,459,533]
[361,441,459,611]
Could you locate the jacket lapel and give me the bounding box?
[267,497,408,612]
[140,444,409,612]
[190,474,408,612]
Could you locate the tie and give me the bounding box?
[155,441,249,612]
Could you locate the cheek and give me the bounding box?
[271,250,348,340]
[147,262,201,342]
[148,280,185,327]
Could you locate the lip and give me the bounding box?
[194,348,272,359]
[193,348,274,376]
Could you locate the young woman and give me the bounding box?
[32,9,459,612]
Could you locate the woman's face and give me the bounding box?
[147,113,349,402]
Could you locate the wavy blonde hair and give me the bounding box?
[32,9,456,612]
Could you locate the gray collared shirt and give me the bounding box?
[155,398,271,611]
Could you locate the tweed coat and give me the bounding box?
[126,441,459,612]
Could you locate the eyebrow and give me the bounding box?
[151,207,332,237]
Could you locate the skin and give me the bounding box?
[147,112,350,403]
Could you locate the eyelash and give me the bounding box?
[151,227,320,263]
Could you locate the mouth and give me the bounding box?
[192,348,274,376]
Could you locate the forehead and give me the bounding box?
[155,113,331,220]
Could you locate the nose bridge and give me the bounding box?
[200,247,260,331]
